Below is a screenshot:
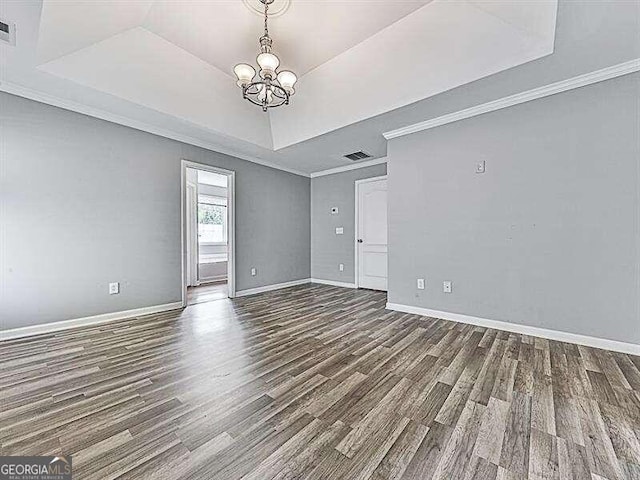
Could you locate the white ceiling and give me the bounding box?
[145,0,432,77]
[0,0,558,175]
[269,0,557,149]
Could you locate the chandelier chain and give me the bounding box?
[264,1,269,37]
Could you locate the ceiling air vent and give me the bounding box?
[0,19,16,46]
[343,151,372,161]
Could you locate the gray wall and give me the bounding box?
[311,163,387,284]
[1,92,310,330]
[369,1,640,140]
[387,73,640,345]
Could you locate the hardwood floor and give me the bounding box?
[1,284,639,479]
[187,282,228,305]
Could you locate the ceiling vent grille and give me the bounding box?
[0,19,15,46]
[343,151,372,161]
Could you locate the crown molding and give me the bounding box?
[0,81,311,178]
[310,157,388,178]
[383,58,640,140]
[6,58,637,177]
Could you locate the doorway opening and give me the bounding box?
[181,160,236,306]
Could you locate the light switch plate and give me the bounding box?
[339,263,344,272]
[109,282,119,295]
[251,267,257,276]
[335,227,344,235]
[331,207,339,215]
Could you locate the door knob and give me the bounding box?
[357,239,363,243]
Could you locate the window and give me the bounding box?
[198,195,227,244]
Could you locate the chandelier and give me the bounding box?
[233,0,297,112]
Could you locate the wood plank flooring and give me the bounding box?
[187,282,228,305]
[1,284,639,479]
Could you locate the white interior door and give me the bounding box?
[357,177,388,291]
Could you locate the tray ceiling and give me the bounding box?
[1,0,558,173]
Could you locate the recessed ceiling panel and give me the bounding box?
[143,0,431,76]
[269,0,558,149]
[2,0,561,174]
[468,0,558,42]
[37,0,154,63]
[38,27,273,148]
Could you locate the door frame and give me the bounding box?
[185,182,198,287]
[354,175,388,289]
[181,159,236,306]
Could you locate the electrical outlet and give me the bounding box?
[443,281,452,293]
[417,278,425,290]
[476,160,486,174]
[335,227,344,235]
[339,263,344,272]
[251,267,257,276]
[109,282,119,295]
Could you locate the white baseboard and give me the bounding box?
[311,278,358,289]
[0,302,184,341]
[235,278,311,297]
[386,302,640,356]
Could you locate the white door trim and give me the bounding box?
[181,160,236,305]
[186,182,199,287]
[354,175,388,289]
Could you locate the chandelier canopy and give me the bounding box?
[234,0,297,112]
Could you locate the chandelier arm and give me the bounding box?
[242,79,289,110]
[236,0,295,111]
[271,87,287,99]
[244,94,288,109]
